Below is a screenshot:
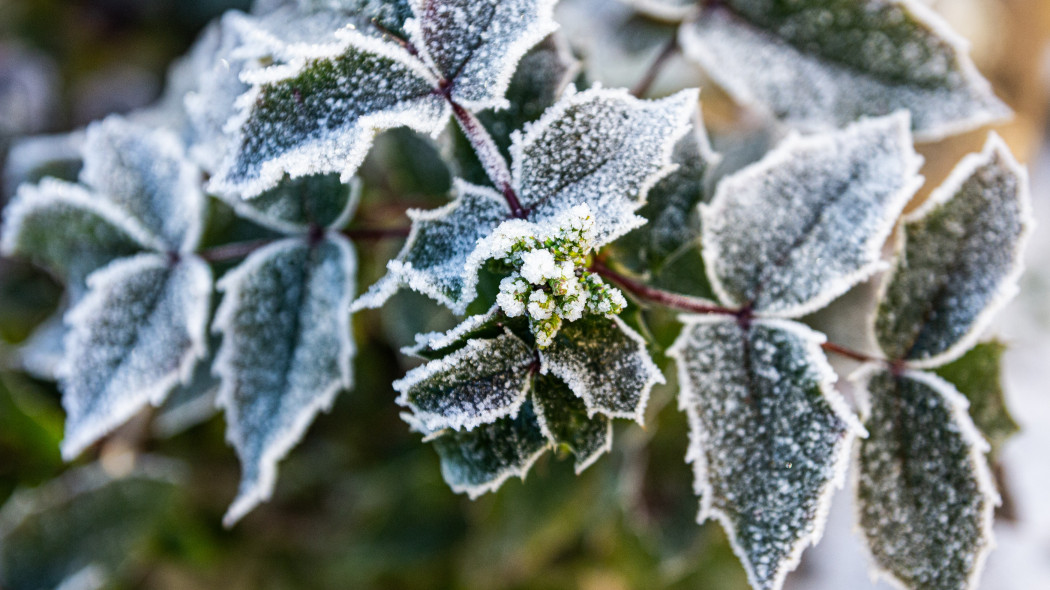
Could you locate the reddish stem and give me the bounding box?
[591,258,737,316]
[198,226,410,262]
[820,341,882,364]
[631,36,680,98]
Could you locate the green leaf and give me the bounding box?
[213,235,356,526]
[395,331,534,432]
[703,114,921,317]
[668,316,862,590]
[875,134,1033,366]
[1,180,150,300]
[219,174,359,234]
[403,305,509,360]
[429,399,548,498]
[934,341,1019,458]
[678,0,1010,140]
[540,315,664,423]
[209,30,450,198]
[532,374,611,474]
[60,254,213,460]
[854,367,998,590]
[0,461,179,590]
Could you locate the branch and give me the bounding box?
[199,226,410,262]
[591,258,737,315]
[631,36,680,98]
[820,341,883,364]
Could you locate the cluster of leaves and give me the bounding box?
[0,1,1035,589]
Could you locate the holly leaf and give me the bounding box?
[153,340,222,438]
[2,131,83,198]
[1,179,152,299]
[0,461,179,590]
[394,331,534,432]
[621,0,695,21]
[935,341,1019,458]
[403,304,507,360]
[428,399,548,498]
[219,174,359,234]
[354,180,509,313]
[668,316,863,590]
[511,86,697,244]
[532,374,612,474]
[540,315,663,423]
[874,134,1032,366]
[213,235,356,526]
[407,0,559,110]
[678,0,1010,141]
[58,254,212,460]
[854,367,998,590]
[79,117,205,252]
[703,114,922,317]
[209,29,450,199]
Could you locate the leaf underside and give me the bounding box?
[875,135,1030,365]
[214,235,356,525]
[703,114,920,316]
[670,316,857,590]
[855,367,997,590]
[678,1,1009,140]
[532,373,612,473]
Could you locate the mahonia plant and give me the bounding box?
[0,0,1035,589]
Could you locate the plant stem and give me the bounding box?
[446,96,528,219]
[820,341,882,364]
[631,37,679,98]
[591,258,737,315]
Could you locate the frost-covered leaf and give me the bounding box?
[214,235,356,526]
[219,174,358,234]
[703,114,922,317]
[449,33,580,185]
[408,0,558,110]
[532,374,611,474]
[429,399,547,498]
[403,304,507,360]
[153,341,221,438]
[14,312,67,380]
[620,0,695,21]
[854,367,997,590]
[60,254,212,460]
[935,341,1018,458]
[874,134,1032,366]
[354,180,508,313]
[80,117,205,252]
[624,110,719,276]
[2,131,83,198]
[0,461,178,590]
[678,0,1010,140]
[668,316,862,590]
[512,87,696,244]
[0,180,152,299]
[394,331,533,432]
[210,29,449,198]
[540,315,663,423]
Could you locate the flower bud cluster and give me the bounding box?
[489,205,626,347]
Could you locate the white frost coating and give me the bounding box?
[403,304,502,358]
[53,565,106,590]
[1,179,161,257]
[352,180,508,313]
[80,116,206,252]
[875,133,1034,368]
[224,7,359,65]
[393,332,533,432]
[667,315,864,590]
[213,235,357,526]
[678,1,1010,142]
[530,384,613,474]
[510,86,697,245]
[15,312,66,379]
[210,27,450,199]
[619,0,696,22]
[701,113,922,317]
[407,0,558,111]
[59,254,212,460]
[539,315,664,423]
[441,437,548,500]
[2,130,84,197]
[851,365,999,590]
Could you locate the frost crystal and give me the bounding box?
[668,316,863,590]
[532,374,612,474]
[854,367,998,590]
[703,114,922,317]
[213,236,356,526]
[874,134,1033,366]
[483,205,627,347]
[676,0,1010,140]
